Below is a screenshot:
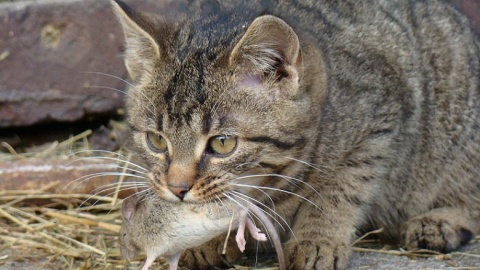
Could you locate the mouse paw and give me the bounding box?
[253,232,267,241]
[235,234,247,252]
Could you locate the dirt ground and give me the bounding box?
[1,240,479,269]
[348,241,480,269]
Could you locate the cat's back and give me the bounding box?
[279,0,480,143]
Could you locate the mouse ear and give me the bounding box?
[122,196,139,222]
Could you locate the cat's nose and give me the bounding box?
[168,185,191,200]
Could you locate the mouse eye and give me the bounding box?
[146,132,168,153]
[206,135,237,156]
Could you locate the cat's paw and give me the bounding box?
[180,234,242,269]
[403,212,474,253]
[284,238,351,270]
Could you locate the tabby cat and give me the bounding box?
[111,0,480,269]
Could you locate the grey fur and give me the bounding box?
[112,0,480,269]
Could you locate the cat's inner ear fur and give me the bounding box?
[229,15,303,96]
[111,0,161,82]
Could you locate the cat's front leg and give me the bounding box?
[284,188,367,270]
[284,237,351,270]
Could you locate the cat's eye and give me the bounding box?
[207,135,237,156]
[146,132,168,153]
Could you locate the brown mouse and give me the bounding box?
[119,192,285,270]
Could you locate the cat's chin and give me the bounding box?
[150,187,209,203]
[146,186,182,202]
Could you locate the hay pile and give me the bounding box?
[0,130,162,269]
[0,189,133,269]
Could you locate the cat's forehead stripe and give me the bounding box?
[160,59,209,129]
[202,112,212,135]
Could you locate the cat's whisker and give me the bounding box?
[67,149,149,172]
[255,188,276,213]
[224,193,267,233]
[63,163,148,182]
[255,174,306,198]
[70,161,147,178]
[231,183,324,214]
[233,181,277,213]
[229,168,279,211]
[230,190,291,234]
[69,172,147,185]
[65,172,147,194]
[92,180,149,188]
[81,71,135,87]
[227,194,270,244]
[69,149,135,161]
[232,191,297,245]
[206,196,214,215]
[82,71,160,117]
[229,192,285,239]
[61,164,124,191]
[92,184,149,198]
[85,85,128,98]
[91,182,150,194]
[211,196,221,215]
[235,162,255,170]
[107,188,154,215]
[140,190,158,205]
[94,186,150,201]
[223,193,248,217]
[215,194,233,217]
[234,173,323,200]
[133,188,153,201]
[86,85,157,116]
[77,185,151,210]
[225,192,273,254]
[69,156,149,173]
[235,162,272,175]
[101,188,151,214]
[70,172,150,208]
[84,180,150,196]
[229,192,293,247]
[282,156,327,174]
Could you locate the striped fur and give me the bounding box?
[113,0,480,269]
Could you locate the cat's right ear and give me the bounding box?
[229,15,303,98]
[111,0,162,82]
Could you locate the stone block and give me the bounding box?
[0,0,186,127]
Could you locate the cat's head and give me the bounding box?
[112,0,326,202]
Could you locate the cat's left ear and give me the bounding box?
[111,0,162,82]
[229,15,303,97]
